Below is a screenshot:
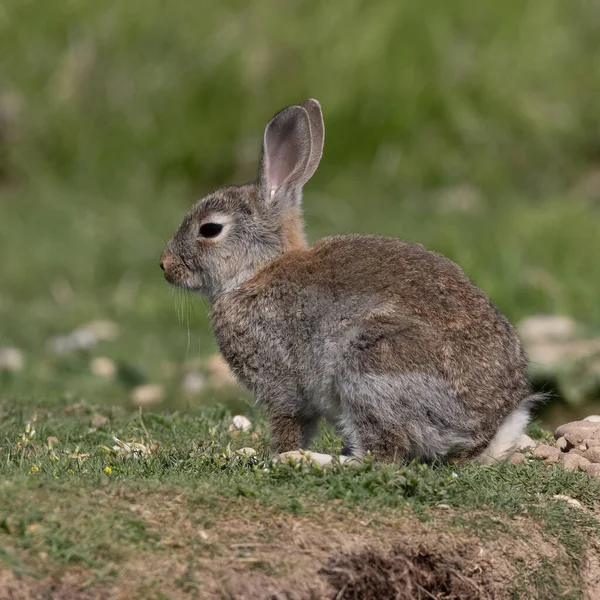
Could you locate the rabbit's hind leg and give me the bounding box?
[336,386,412,463]
[335,367,478,463]
[334,314,477,463]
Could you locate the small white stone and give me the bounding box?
[236,447,256,457]
[90,357,116,379]
[48,329,96,353]
[560,453,590,472]
[509,452,526,465]
[586,463,600,478]
[518,315,577,344]
[552,494,583,509]
[81,320,120,342]
[555,420,600,440]
[182,372,206,394]
[436,184,481,214]
[198,529,209,540]
[0,347,24,372]
[306,452,334,466]
[48,320,120,354]
[533,444,560,462]
[582,446,600,463]
[584,415,600,423]
[229,415,252,432]
[131,384,165,407]
[277,450,333,467]
[517,434,537,450]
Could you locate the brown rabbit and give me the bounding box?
[160,99,538,464]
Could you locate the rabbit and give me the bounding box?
[160,99,539,464]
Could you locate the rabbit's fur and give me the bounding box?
[161,99,536,464]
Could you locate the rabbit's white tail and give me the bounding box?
[475,394,544,465]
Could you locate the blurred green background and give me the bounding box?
[1,0,600,425]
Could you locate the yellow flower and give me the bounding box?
[29,465,40,474]
[104,466,112,475]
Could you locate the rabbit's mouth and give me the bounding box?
[159,249,202,291]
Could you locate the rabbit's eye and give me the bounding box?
[199,223,223,238]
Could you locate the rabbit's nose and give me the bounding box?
[159,249,172,273]
[160,249,181,285]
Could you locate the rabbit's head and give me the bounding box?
[160,99,324,300]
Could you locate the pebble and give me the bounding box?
[562,429,600,448]
[554,420,600,440]
[525,338,600,368]
[517,433,537,450]
[585,464,600,478]
[0,347,24,372]
[229,415,252,432]
[90,357,116,379]
[532,444,560,463]
[509,452,526,465]
[529,418,600,480]
[48,329,96,353]
[277,450,333,467]
[182,371,206,394]
[48,320,120,354]
[518,315,577,343]
[552,494,583,509]
[83,320,120,342]
[131,384,165,407]
[236,447,257,457]
[559,452,590,472]
[582,447,600,463]
[436,184,481,214]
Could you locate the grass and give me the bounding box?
[1,402,599,597]
[2,0,600,597]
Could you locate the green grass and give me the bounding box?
[1,403,599,597]
[2,1,600,597]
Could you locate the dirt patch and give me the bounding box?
[584,539,600,600]
[316,516,569,600]
[1,491,595,599]
[109,509,582,599]
[320,537,489,600]
[0,568,113,600]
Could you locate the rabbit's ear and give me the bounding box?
[300,99,325,182]
[258,104,314,205]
